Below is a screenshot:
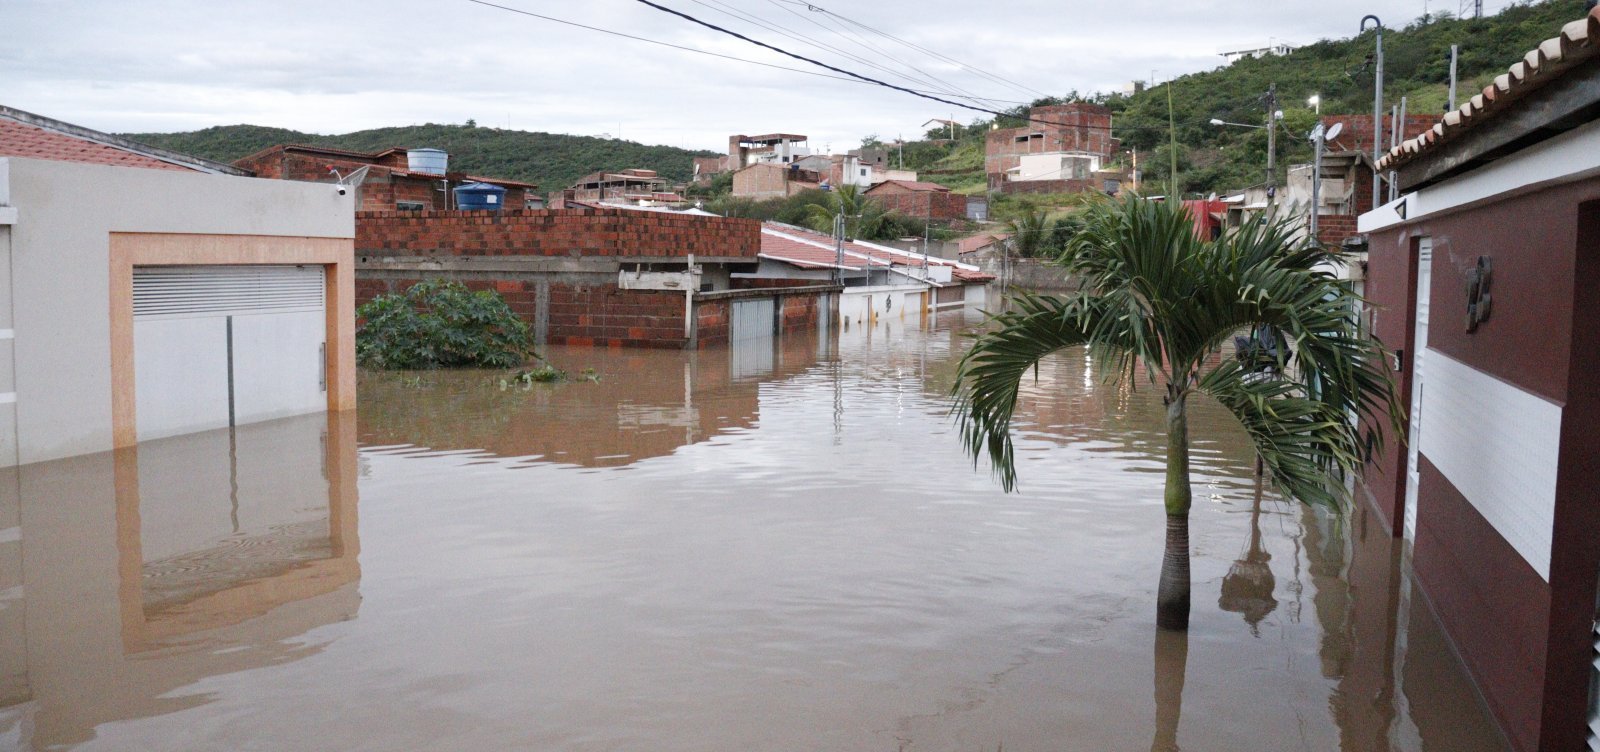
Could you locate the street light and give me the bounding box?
[1307,94,1321,114]
[1211,114,1282,189]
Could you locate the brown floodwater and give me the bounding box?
[0,304,1509,751]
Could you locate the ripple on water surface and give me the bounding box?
[0,313,1507,751]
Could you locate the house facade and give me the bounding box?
[985,103,1122,194]
[1356,8,1600,751]
[0,106,356,464]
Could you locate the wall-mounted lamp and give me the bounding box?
[1466,255,1493,331]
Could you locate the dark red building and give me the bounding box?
[1358,8,1600,750]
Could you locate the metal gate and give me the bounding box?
[132,265,326,441]
[729,297,775,342]
[1403,239,1432,542]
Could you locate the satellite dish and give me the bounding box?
[1325,122,1344,142]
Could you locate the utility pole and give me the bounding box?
[1266,83,1278,190]
[1448,45,1460,110]
[833,212,845,286]
[1361,16,1385,211]
[1167,77,1179,199]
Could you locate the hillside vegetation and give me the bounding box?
[886,0,1581,198]
[121,122,717,190]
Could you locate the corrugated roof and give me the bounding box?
[759,222,993,283]
[1378,6,1600,171]
[0,105,241,174]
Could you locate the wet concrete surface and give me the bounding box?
[0,305,1508,751]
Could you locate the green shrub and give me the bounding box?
[356,280,535,369]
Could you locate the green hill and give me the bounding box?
[890,0,1583,198]
[120,122,717,190]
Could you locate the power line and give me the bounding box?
[630,0,1147,133]
[464,0,1223,135]
[459,0,1032,102]
[776,0,1049,99]
[761,0,1014,111]
[686,0,1010,110]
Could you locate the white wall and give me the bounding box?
[0,158,353,465]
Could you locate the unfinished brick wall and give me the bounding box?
[986,104,1120,181]
[355,275,694,349]
[237,149,533,211]
[355,208,761,258]
[1317,214,1361,245]
[779,293,820,331]
[696,300,730,347]
[547,283,689,348]
[867,189,967,220]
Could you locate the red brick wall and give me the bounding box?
[1316,214,1360,245]
[696,300,729,347]
[355,208,761,258]
[986,103,1119,179]
[355,275,693,349]
[546,282,688,348]
[779,293,819,330]
[868,190,967,220]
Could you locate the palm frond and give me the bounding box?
[952,293,1129,492]
[1198,359,1364,506]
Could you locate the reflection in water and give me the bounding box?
[1218,477,1278,634]
[357,332,824,467]
[1151,628,1188,752]
[0,299,1508,751]
[0,412,358,750]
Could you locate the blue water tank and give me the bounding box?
[453,182,507,212]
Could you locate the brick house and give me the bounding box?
[234,144,538,212]
[558,168,684,206]
[1355,8,1600,750]
[986,103,1123,193]
[731,162,820,199]
[863,180,966,221]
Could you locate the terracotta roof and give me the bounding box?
[1379,6,1600,171]
[956,232,1009,254]
[864,179,951,193]
[0,105,241,174]
[760,227,867,270]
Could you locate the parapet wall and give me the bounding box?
[355,208,760,259]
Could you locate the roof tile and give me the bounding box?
[0,117,194,172]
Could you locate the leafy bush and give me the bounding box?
[356,280,535,370]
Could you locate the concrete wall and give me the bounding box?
[0,157,354,466]
[971,258,1077,291]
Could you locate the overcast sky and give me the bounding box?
[2,0,1514,153]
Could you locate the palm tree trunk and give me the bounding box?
[1157,388,1192,631]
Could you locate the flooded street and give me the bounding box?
[0,306,1507,751]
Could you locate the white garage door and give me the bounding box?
[133,265,326,441]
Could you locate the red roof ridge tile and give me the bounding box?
[1379,6,1600,171]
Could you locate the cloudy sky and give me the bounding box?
[2,0,1510,153]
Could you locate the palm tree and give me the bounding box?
[1004,206,1050,259]
[803,184,886,240]
[952,195,1396,630]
